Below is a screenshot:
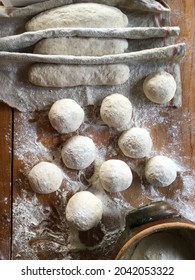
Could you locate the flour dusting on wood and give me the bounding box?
[11,102,195,259]
[0,0,193,260]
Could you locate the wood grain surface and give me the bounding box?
[0,104,12,259]
[0,0,194,259]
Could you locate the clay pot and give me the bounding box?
[115,201,195,260]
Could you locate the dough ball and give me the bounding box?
[66,191,103,231]
[33,37,128,56]
[28,64,130,87]
[61,136,96,170]
[48,99,84,134]
[25,3,128,31]
[28,162,63,194]
[143,72,176,104]
[100,93,132,129]
[118,127,152,158]
[99,159,133,192]
[145,155,177,187]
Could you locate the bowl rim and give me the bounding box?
[115,221,195,260]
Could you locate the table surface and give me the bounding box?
[0,0,194,260]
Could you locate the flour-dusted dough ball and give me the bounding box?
[118,127,152,158]
[33,37,128,56]
[145,156,177,187]
[28,64,130,87]
[100,93,132,129]
[28,162,63,194]
[66,191,103,231]
[99,159,133,192]
[25,3,128,31]
[143,72,177,104]
[61,136,96,170]
[48,99,84,134]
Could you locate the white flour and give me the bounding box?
[130,232,193,260]
[5,102,195,259]
[0,0,194,260]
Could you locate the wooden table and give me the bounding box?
[0,0,194,259]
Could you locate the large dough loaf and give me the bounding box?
[33,37,128,56]
[28,64,130,87]
[25,3,128,31]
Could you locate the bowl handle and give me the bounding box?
[126,201,180,229]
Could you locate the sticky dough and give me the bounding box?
[33,37,128,56]
[28,64,130,87]
[25,3,128,31]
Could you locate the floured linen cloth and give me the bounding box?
[0,0,185,111]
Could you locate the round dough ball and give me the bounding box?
[61,135,96,170]
[118,127,152,158]
[28,162,63,194]
[143,72,176,104]
[100,93,132,129]
[66,191,103,231]
[145,156,177,187]
[48,99,84,134]
[99,159,133,192]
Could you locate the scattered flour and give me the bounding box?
[0,0,193,260]
[10,102,195,259]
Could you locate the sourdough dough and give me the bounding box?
[28,64,130,87]
[100,93,132,129]
[61,135,96,170]
[28,161,63,194]
[65,191,103,231]
[118,127,153,158]
[25,3,128,31]
[130,232,192,260]
[143,72,177,104]
[99,159,133,192]
[33,37,128,56]
[48,99,84,134]
[145,155,177,187]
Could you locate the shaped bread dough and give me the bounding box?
[145,155,177,187]
[25,3,128,31]
[28,162,63,194]
[65,191,103,231]
[28,64,130,87]
[100,93,132,129]
[48,99,84,134]
[99,159,133,192]
[61,135,96,170]
[143,72,176,104]
[118,127,152,158]
[33,37,128,56]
